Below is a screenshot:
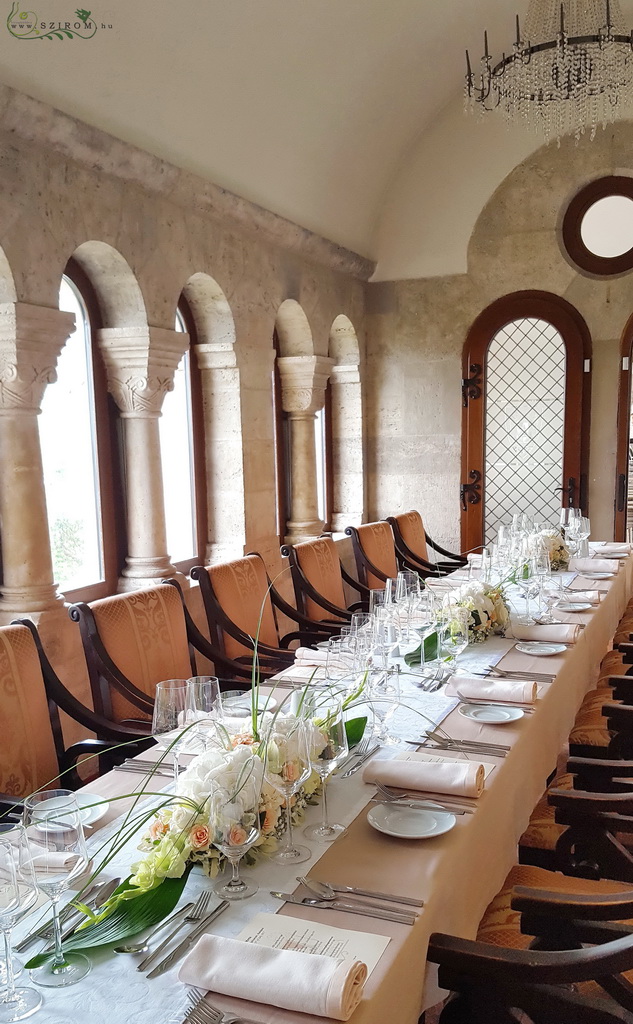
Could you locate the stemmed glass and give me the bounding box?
[209,746,264,900]
[185,675,220,751]
[515,559,539,624]
[152,679,188,786]
[532,545,551,619]
[437,605,469,672]
[367,648,401,743]
[262,717,311,864]
[22,791,91,988]
[303,692,348,842]
[0,824,40,1021]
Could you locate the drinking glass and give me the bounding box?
[210,747,264,900]
[515,559,539,624]
[0,824,40,1020]
[213,689,256,736]
[532,545,551,618]
[325,636,358,683]
[185,675,220,750]
[368,654,401,743]
[437,606,469,669]
[23,791,91,987]
[368,584,395,616]
[578,516,591,557]
[303,693,348,842]
[262,717,311,864]
[152,679,188,786]
[350,612,370,636]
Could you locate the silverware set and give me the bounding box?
[454,688,535,714]
[270,889,417,924]
[133,892,231,978]
[371,782,474,815]
[406,729,510,758]
[184,992,259,1024]
[339,741,380,778]
[113,758,185,778]
[480,665,555,682]
[14,877,121,952]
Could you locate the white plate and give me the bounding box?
[582,571,615,580]
[555,602,592,613]
[316,640,331,650]
[601,552,627,559]
[515,641,567,657]
[32,792,109,829]
[458,703,523,724]
[367,803,456,840]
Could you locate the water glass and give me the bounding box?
[438,606,469,668]
[184,675,220,750]
[22,792,91,988]
[210,748,263,900]
[152,679,188,785]
[303,692,348,842]
[0,824,40,1020]
[262,718,312,864]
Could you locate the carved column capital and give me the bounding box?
[97,326,189,417]
[0,303,75,413]
[277,354,333,415]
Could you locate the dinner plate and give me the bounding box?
[367,803,456,840]
[316,640,331,650]
[601,552,628,559]
[582,571,615,580]
[555,601,592,613]
[514,641,567,657]
[458,703,524,724]
[32,792,109,829]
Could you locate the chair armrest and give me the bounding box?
[425,532,468,564]
[567,755,633,786]
[511,884,633,921]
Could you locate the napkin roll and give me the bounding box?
[446,675,536,704]
[179,935,367,1021]
[511,623,580,644]
[363,758,485,799]
[571,558,618,573]
[558,591,600,606]
[294,647,328,666]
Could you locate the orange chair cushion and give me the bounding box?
[0,625,59,797]
[294,538,347,622]
[90,585,192,722]
[393,510,429,563]
[569,689,618,747]
[476,863,629,950]
[208,555,280,661]
[519,773,573,852]
[356,522,398,590]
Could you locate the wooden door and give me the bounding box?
[614,313,633,541]
[461,291,591,553]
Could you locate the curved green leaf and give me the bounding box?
[344,716,367,746]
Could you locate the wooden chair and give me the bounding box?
[344,521,401,590]
[0,621,149,816]
[428,863,633,1024]
[386,510,467,577]
[281,536,369,625]
[69,583,198,725]
[189,554,332,679]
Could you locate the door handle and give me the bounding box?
[555,477,576,507]
[618,473,627,513]
[460,470,482,512]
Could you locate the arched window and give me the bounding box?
[315,382,333,532]
[40,272,118,598]
[272,329,290,542]
[159,302,206,571]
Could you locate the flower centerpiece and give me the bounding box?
[530,528,570,571]
[442,579,510,644]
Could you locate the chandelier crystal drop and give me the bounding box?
[465,0,633,142]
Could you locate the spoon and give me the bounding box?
[296,877,417,921]
[113,901,193,954]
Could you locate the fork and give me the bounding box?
[373,782,472,814]
[336,733,372,773]
[187,993,258,1024]
[138,891,213,972]
[454,688,534,714]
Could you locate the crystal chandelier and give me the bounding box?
[465,0,633,141]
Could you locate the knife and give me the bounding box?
[15,878,110,952]
[136,902,196,972]
[146,901,230,978]
[270,892,416,925]
[315,882,424,907]
[369,798,470,815]
[42,877,122,948]
[341,743,380,778]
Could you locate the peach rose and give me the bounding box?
[190,824,210,850]
[282,761,300,783]
[262,807,279,833]
[149,819,169,841]
[228,824,248,846]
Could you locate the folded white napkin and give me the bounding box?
[571,558,618,573]
[0,845,77,882]
[179,935,367,1021]
[363,758,485,798]
[598,543,632,553]
[295,647,328,666]
[557,591,601,606]
[512,623,580,644]
[279,664,326,683]
[445,674,536,704]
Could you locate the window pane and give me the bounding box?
[315,408,327,524]
[160,311,197,563]
[40,277,104,591]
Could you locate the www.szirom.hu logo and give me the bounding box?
[7,4,112,39]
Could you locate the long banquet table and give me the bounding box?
[13,551,633,1024]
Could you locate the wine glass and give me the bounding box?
[0,824,40,1021]
[325,636,358,684]
[302,692,348,842]
[185,675,220,751]
[262,717,311,864]
[209,747,263,900]
[22,791,91,988]
[152,679,188,786]
[532,545,551,619]
[368,653,401,743]
[515,559,539,624]
[437,605,469,671]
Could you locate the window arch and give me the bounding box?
[39,262,123,600]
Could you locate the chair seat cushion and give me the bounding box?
[519,773,573,852]
[476,864,628,949]
[568,689,618,747]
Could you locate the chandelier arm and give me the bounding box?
[491,34,633,77]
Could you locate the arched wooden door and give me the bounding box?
[614,314,633,541]
[461,291,591,552]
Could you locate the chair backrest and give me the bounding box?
[393,510,429,562]
[0,624,59,798]
[205,555,279,661]
[293,538,347,621]
[87,584,193,722]
[355,522,399,589]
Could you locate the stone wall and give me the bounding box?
[365,122,633,551]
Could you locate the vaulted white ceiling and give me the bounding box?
[0,0,631,262]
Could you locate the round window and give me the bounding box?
[562,177,633,276]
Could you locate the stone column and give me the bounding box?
[97,326,189,591]
[0,303,75,620]
[194,340,246,563]
[277,354,333,543]
[330,359,365,531]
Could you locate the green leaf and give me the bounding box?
[344,716,367,746]
[404,631,439,667]
[24,869,190,968]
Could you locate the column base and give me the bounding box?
[285,519,325,545]
[0,583,64,623]
[205,541,246,565]
[119,557,188,592]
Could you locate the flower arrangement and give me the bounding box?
[445,579,510,644]
[530,529,570,571]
